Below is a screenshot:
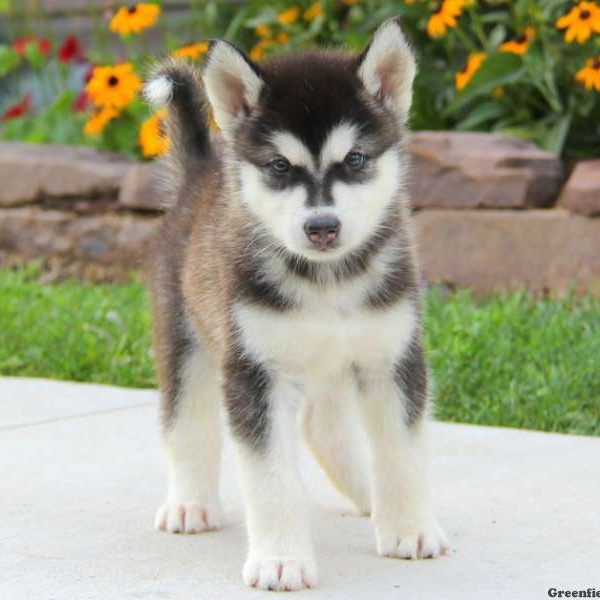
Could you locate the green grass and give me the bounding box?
[1,266,598,436]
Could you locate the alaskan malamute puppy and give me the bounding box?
[145,18,447,591]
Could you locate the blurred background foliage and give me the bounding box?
[0,0,598,159]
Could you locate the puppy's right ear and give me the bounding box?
[202,41,264,139]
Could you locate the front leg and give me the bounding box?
[223,353,317,591]
[358,336,448,559]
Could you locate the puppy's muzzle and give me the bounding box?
[304,215,341,251]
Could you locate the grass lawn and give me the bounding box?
[1,267,598,436]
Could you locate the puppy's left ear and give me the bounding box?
[357,19,416,120]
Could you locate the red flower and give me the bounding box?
[58,36,84,63]
[2,95,32,122]
[72,90,89,112]
[13,36,51,56]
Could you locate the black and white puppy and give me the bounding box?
[145,18,447,592]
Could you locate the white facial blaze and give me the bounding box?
[319,122,358,169]
[329,147,401,253]
[239,141,401,261]
[239,162,309,252]
[271,131,315,172]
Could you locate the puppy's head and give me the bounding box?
[203,19,416,262]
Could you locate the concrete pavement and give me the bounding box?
[1,377,598,599]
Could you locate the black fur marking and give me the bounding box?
[154,250,199,426]
[235,51,399,172]
[160,318,197,427]
[365,248,416,309]
[223,347,272,451]
[156,61,211,163]
[262,164,313,193]
[235,271,294,311]
[394,333,428,426]
[235,227,295,311]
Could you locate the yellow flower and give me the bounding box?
[556,2,600,44]
[343,0,359,5]
[83,107,119,136]
[109,3,160,36]
[139,110,170,158]
[172,42,209,60]
[85,63,142,110]
[304,2,323,21]
[500,27,536,55]
[427,0,463,39]
[277,31,291,44]
[278,6,300,25]
[492,86,505,99]
[249,39,273,61]
[255,24,272,39]
[455,52,486,91]
[575,56,600,92]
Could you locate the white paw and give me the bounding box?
[376,520,449,559]
[243,556,318,591]
[154,501,222,534]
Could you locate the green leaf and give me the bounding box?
[539,113,573,155]
[0,0,9,13]
[523,43,562,113]
[0,45,20,77]
[455,101,509,131]
[444,53,524,115]
[52,90,77,114]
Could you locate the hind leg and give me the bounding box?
[154,329,223,534]
[301,376,371,515]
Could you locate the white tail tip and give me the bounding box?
[144,75,173,106]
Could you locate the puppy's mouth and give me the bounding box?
[299,241,347,262]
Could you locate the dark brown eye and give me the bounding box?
[269,157,291,175]
[344,151,366,170]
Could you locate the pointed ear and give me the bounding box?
[357,19,416,119]
[202,40,264,138]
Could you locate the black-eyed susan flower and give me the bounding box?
[427,0,463,39]
[255,24,272,39]
[83,106,119,135]
[575,56,600,92]
[278,6,300,25]
[172,42,209,60]
[455,52,486,91]
[556,2,600,44]
[139,110,170,158]
[500,27,535,55]
[277,31,291,44]
[110,3,160,36]
[304,2,323,21]
[85,64,142,110]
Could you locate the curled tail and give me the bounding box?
[144,59,212,202]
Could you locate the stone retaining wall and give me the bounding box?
[1,134,599,293]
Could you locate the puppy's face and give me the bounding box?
[203,20,416,262]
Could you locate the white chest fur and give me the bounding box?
[234,296,416,379]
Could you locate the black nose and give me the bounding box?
[304,215,341,250]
